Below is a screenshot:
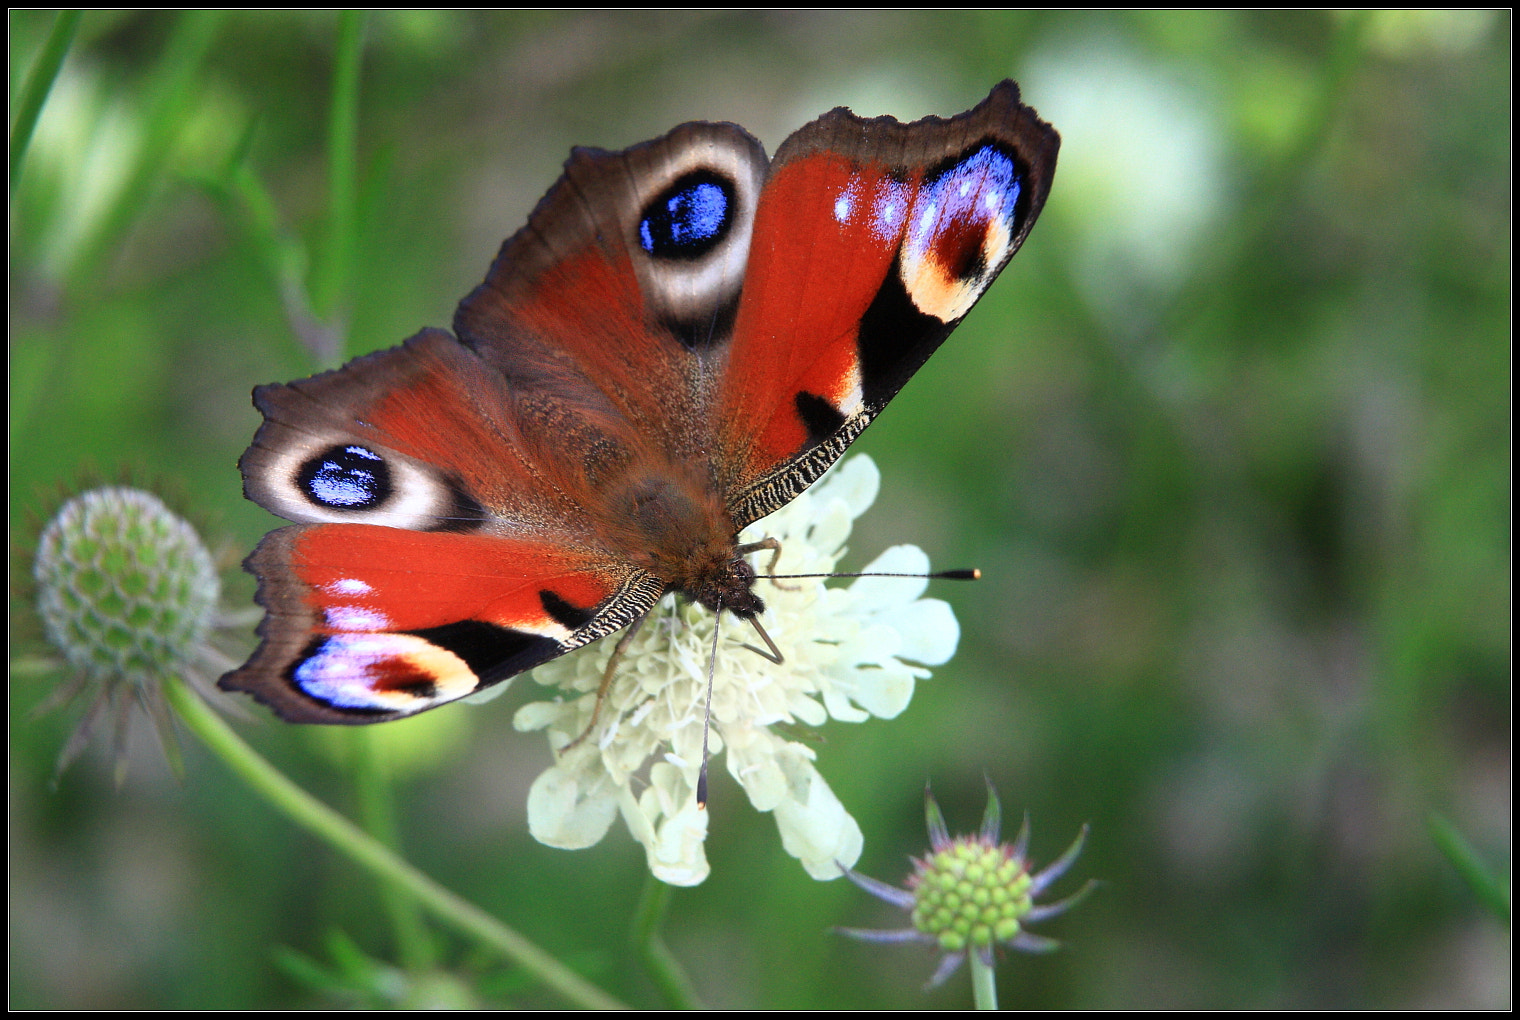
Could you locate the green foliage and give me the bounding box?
[9,10,1510,1009]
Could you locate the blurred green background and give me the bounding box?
[9,10,1509,1009]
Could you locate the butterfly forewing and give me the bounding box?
[225,524,661,723]
[718,81,1058,525]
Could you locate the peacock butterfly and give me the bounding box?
[219,80,1059,725]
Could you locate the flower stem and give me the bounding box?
[162,675,628,1010]
[9,9,81,196]
[311,8,365,361]
[632,873,704,1009]
[352,727,437,972]
[970,951,998,1010]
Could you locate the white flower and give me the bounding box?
[515,455,961,886]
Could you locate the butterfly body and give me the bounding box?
[221,81,1058,725]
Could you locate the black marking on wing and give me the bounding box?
[638,169,737,261]
[855,260,948,411]
[794,390,848,449]
[408,620,562,685]
[298,444,392,511]
[539,590,596,631]
[660,290,741,350]
[433,477,490,533]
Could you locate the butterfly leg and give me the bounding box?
[560,611,650,753]
[736,537,800,591]
[739,614,784,664]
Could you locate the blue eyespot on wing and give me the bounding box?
[298,445,392,510]
[638,170,736,260]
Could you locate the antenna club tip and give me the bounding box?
[936,568,981,581]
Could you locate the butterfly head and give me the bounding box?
[690,552,765,620]
[601,470,768,619]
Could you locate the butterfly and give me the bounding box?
[219,80,1059,725]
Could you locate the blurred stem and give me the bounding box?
[969,952,997,1010]
[162,676,628,1010]
[1427,813,1510,926]
[632,873,703,1009]
[9,9,81,197]
[193,129,337,363]
[70,9,222,290]
[352,728,438,972]
[311,9,367,362]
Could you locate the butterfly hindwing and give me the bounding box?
[454,123,770,462]
[225,327,666,722]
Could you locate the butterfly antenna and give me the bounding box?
[697,598,723,809]
[766,568,982,581]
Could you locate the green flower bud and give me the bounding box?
[31,487,221,777]
[35,487,218,684]
[837,782,1097,989]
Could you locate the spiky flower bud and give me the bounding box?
[910,833,1036,952]
[32,487,221,774]
[838,783,1095,989]
[35,487,219,682]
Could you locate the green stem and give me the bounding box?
[1427,812,1510,926]
[632,873,704,1009]
[9,9,81,196]
[312,9,366,360]
[70,9,222,288]
[970,950,998,1010]
[352,728,438,972]
[163,676,628,1010]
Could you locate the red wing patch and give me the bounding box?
[720,152,904,478]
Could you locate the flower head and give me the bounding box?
[838,783,1095,988]
[31,487,223,777]
[514,456,962,885]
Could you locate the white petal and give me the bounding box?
[821,686,872,723]
[728,737,788,811]
[460,677,515,705]
[878,597,960,666]
[850,545,932,607]
[647,812,711,886]
[801,497,857,561]
[815,453,880,517]
[727,729,815,811]
[624,762,711,886]
[526,766,618,849]
[787,689,830,727]
[514,700,567,732]
[771,760,864,880]
[846,659,918,719]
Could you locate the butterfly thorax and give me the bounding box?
[600,466,766,619]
